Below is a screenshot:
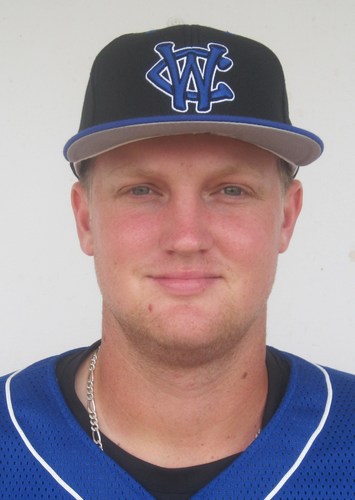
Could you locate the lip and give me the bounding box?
[148,272,222,295]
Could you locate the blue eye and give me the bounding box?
[131,186,151,195]
[223,186,244,196]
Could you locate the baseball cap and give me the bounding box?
[64,24,323,177]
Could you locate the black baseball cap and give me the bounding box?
[64,24,323,176]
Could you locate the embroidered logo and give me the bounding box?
[146,42,235,113]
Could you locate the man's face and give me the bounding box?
[72,135,302,366]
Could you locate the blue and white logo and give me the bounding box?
[146,42,235,113]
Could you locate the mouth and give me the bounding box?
[148,272,222,295]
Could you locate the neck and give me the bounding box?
[76,322,268,468]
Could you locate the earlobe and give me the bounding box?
[279,180,303,254]
[71,182,94,256]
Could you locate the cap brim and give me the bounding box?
[64,115,323,175]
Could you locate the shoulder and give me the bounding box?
[275,348,355,385]
[1,346,85,381]
[270,347,355,428]
[0,346,89,453]
[0,346,87,410]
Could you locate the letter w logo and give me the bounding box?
[146,42,235,113]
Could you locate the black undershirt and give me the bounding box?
[56,343,289,499]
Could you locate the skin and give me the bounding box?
[72,134,303,467]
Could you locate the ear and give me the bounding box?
[71,182,94,256]
[279,180,303,254]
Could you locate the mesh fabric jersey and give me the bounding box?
[0,348,354,499]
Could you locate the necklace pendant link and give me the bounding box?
[87,347,103,451]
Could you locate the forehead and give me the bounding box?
[91,134,279,180]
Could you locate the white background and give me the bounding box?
[0,0,354,375]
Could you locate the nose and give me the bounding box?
[159,194,213,255]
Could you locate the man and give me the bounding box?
[1,25,353,499]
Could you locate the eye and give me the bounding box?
[222,185,245,197]
[130,185,152,196]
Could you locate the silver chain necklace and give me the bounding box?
[87,347,261,452]
[87,348,103,450]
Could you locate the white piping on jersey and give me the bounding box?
[5,369,83,500]
[5,361,333,499]
[264,364,333,499]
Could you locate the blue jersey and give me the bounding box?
[0,349,354,499]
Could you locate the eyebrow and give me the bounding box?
[203,163,268,182]
[108,161,263,177]
[105,163,163,179]
[99,154,272,186]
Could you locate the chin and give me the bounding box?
[118,310,254,369]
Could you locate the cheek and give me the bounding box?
[91,209,158,266]
[216,209,283,262]
[216,210,283,307]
